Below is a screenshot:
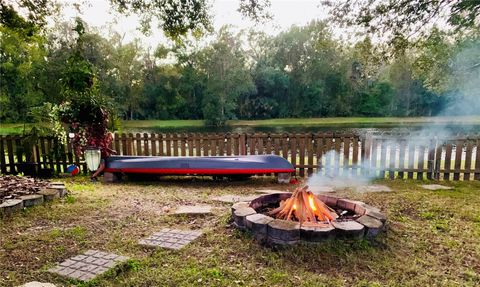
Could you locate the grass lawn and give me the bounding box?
[1,178,479,286]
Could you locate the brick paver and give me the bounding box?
[48,250,129,281]
[139,228,203,250]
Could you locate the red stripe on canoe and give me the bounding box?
[104,168,294,175]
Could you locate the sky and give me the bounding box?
[58,0,330,48]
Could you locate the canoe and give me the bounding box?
[105,155,294,176]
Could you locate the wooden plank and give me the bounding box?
[266,135,272,154]
[53,138,61,173]
[195,133,202,156]
[290,134,297,174]
[475,139,480,180]
[379,139,387,179]
[307,136,314,176]
[218,134,225,156]
[334,137,341,176]
[362,134,372,176]
[389,142,396,179]
[127,133,134,155]
[173,134,179,156]
[343,137,350,176]
[233,134,239,156]
[143,133,149,156]
[324,136,333,175]
[464,141,473,181]
[121,133,127,155]
[427,140,436,180]
[181,134,187,156]
[225,134,232,156]
[417,145,425,180]
[166,134,172,156]
[315,134,324,172]
[407,142,415,179]
[203,134,209,156]
[370,139,378,177]
[397,140,406,179]
[239,134,246,155]
[60,141,68,173]
[158,134,164,156]
[0,136,6,174]
[273,137,281,156]
[298,134,305,177]
[39,137,47,170]
[151,133,157,156]
[210,134,217,156]
[351,137,359,176]
[257,136,264,155]
[66,139,74,167]
[135,133,142,156]
[434,141,443,180]
[444,142,453,180]
[453,140,463,180]
[114,133,120,155]
[188,133,194,156]
[281,134,288,160]
[248,134,255,155]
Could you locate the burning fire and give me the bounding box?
[268,185,338,226]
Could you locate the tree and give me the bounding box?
[325,0,480,44]
[200,27,255,126]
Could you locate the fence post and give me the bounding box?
[239,134,246,155]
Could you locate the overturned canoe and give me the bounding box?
[104,155,294,176]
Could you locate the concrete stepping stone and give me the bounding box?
[48,250,129,282]
[0,199,23,216]
[255,189,289,195]
[420,184,453,191]
[19,282,56,287]
[356,185,392,193]
[20,194,44,207]
[174,205,212,215]
[211,194,258,203]
[139,228,203,250]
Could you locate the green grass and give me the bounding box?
[1,177,479,286]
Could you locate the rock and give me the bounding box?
[245,213,274,242]
[233,207,256,229]
[212,194,258,204]
[19,194,44,207]
[356,215,384,238]
[357,185,392,193]
[337,199,357,212]
[365,209,387,223]
[174,205,212,215]
[420,184,453,191]
[0,199,23,216]
[332,220,365,239]
[277,173,291,184]
[38,188,59,201]
[231,202,250,214]
[300,222,335,241]
[19,282,57,287]
[267,219,300,244]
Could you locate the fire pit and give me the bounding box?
[232,186,386,245]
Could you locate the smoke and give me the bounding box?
[307,39,480,190]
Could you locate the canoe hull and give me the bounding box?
[105,155,294,176]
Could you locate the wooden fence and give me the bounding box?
[0,132,479,181]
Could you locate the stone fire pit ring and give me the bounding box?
[232,193,386,245]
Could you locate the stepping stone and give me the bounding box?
[48,250,129,282]
[139,228,203,250]
[420,184,453,191]
[0,199,23,216]
[19,282,57,287]
[174,205,212,215]
[20,194,44,207]
[356,185,392,193]
[211,194,258,203]
[38,189,60,201]
[255,189,289,195]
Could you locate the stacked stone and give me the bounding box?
[232,193,386,245]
